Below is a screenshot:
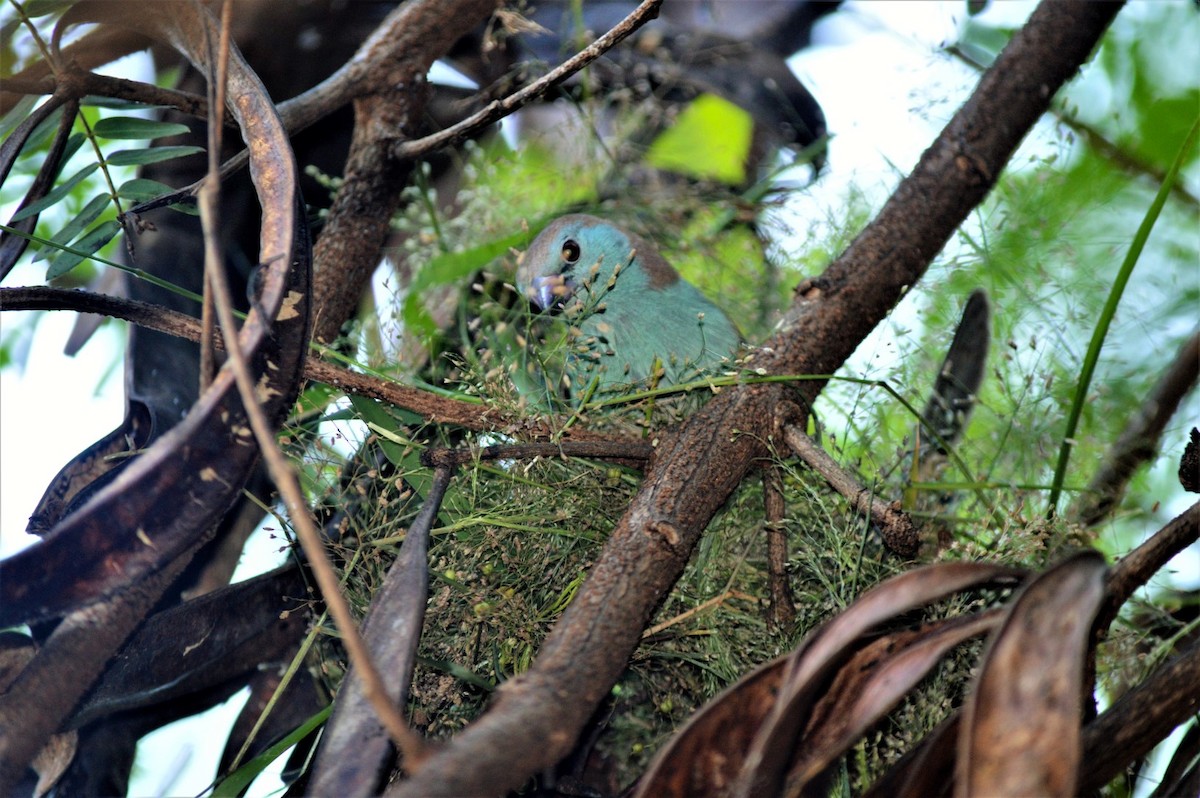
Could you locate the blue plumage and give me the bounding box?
[517,215,740,395]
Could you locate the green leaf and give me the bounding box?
[36,193,112,263]
[349,395,425,468]
[167,202,202,216]
[116,178,177,202]
[413,230,529,292]
[23,0,73,16]
[0,94,37,138]
[210,705,331,798]
[47,219,122,280]
[350,395,470,517]
[92,116,190,140]
[59,132,87,167]
[24,105,66,153]
[0,20,23,80]
[645,94,753,185]
[1129,93,1199,169]
[105,145,204,166]
[401,230,531,341]
[10,163,100,221]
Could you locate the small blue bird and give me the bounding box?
[516,215,740,396]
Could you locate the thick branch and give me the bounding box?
[0,285,490,428]
[1078,635,1200,793]
[390,4,1125,795]
[1102,500,1199,625]
[309,0,497,344]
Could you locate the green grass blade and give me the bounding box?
[1045,114,1199,517]
[210,704,332,797]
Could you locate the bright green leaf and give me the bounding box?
[10,163,99,222]
[47,219,122,280]
[402,229,534,341]
[401,295,438,343]
[645,94,752,185]
[116,178,176,202]
[106,145,205,166]
[350,395,425,469]
[92,116,189,140]
[412,230,530,292]
[37,193,112,263]
[1129,94,1199,169]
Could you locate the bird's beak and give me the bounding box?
[530,274,571,312]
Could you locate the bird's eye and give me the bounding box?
[562,239,581,265]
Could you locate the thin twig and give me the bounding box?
[197,0,229,394]
[0,285,490,427]
[1071,328,1200,526]
[641,590,755,638]
[389,0,663,162]
[422,440,653,468]
[762,464,796,628]
[783,424,919,557]
[1,70,223,126]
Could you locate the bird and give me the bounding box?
[515,214,741,400]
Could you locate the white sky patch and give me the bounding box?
[0,298,125,557]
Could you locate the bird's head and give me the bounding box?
[516,214,679,317]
